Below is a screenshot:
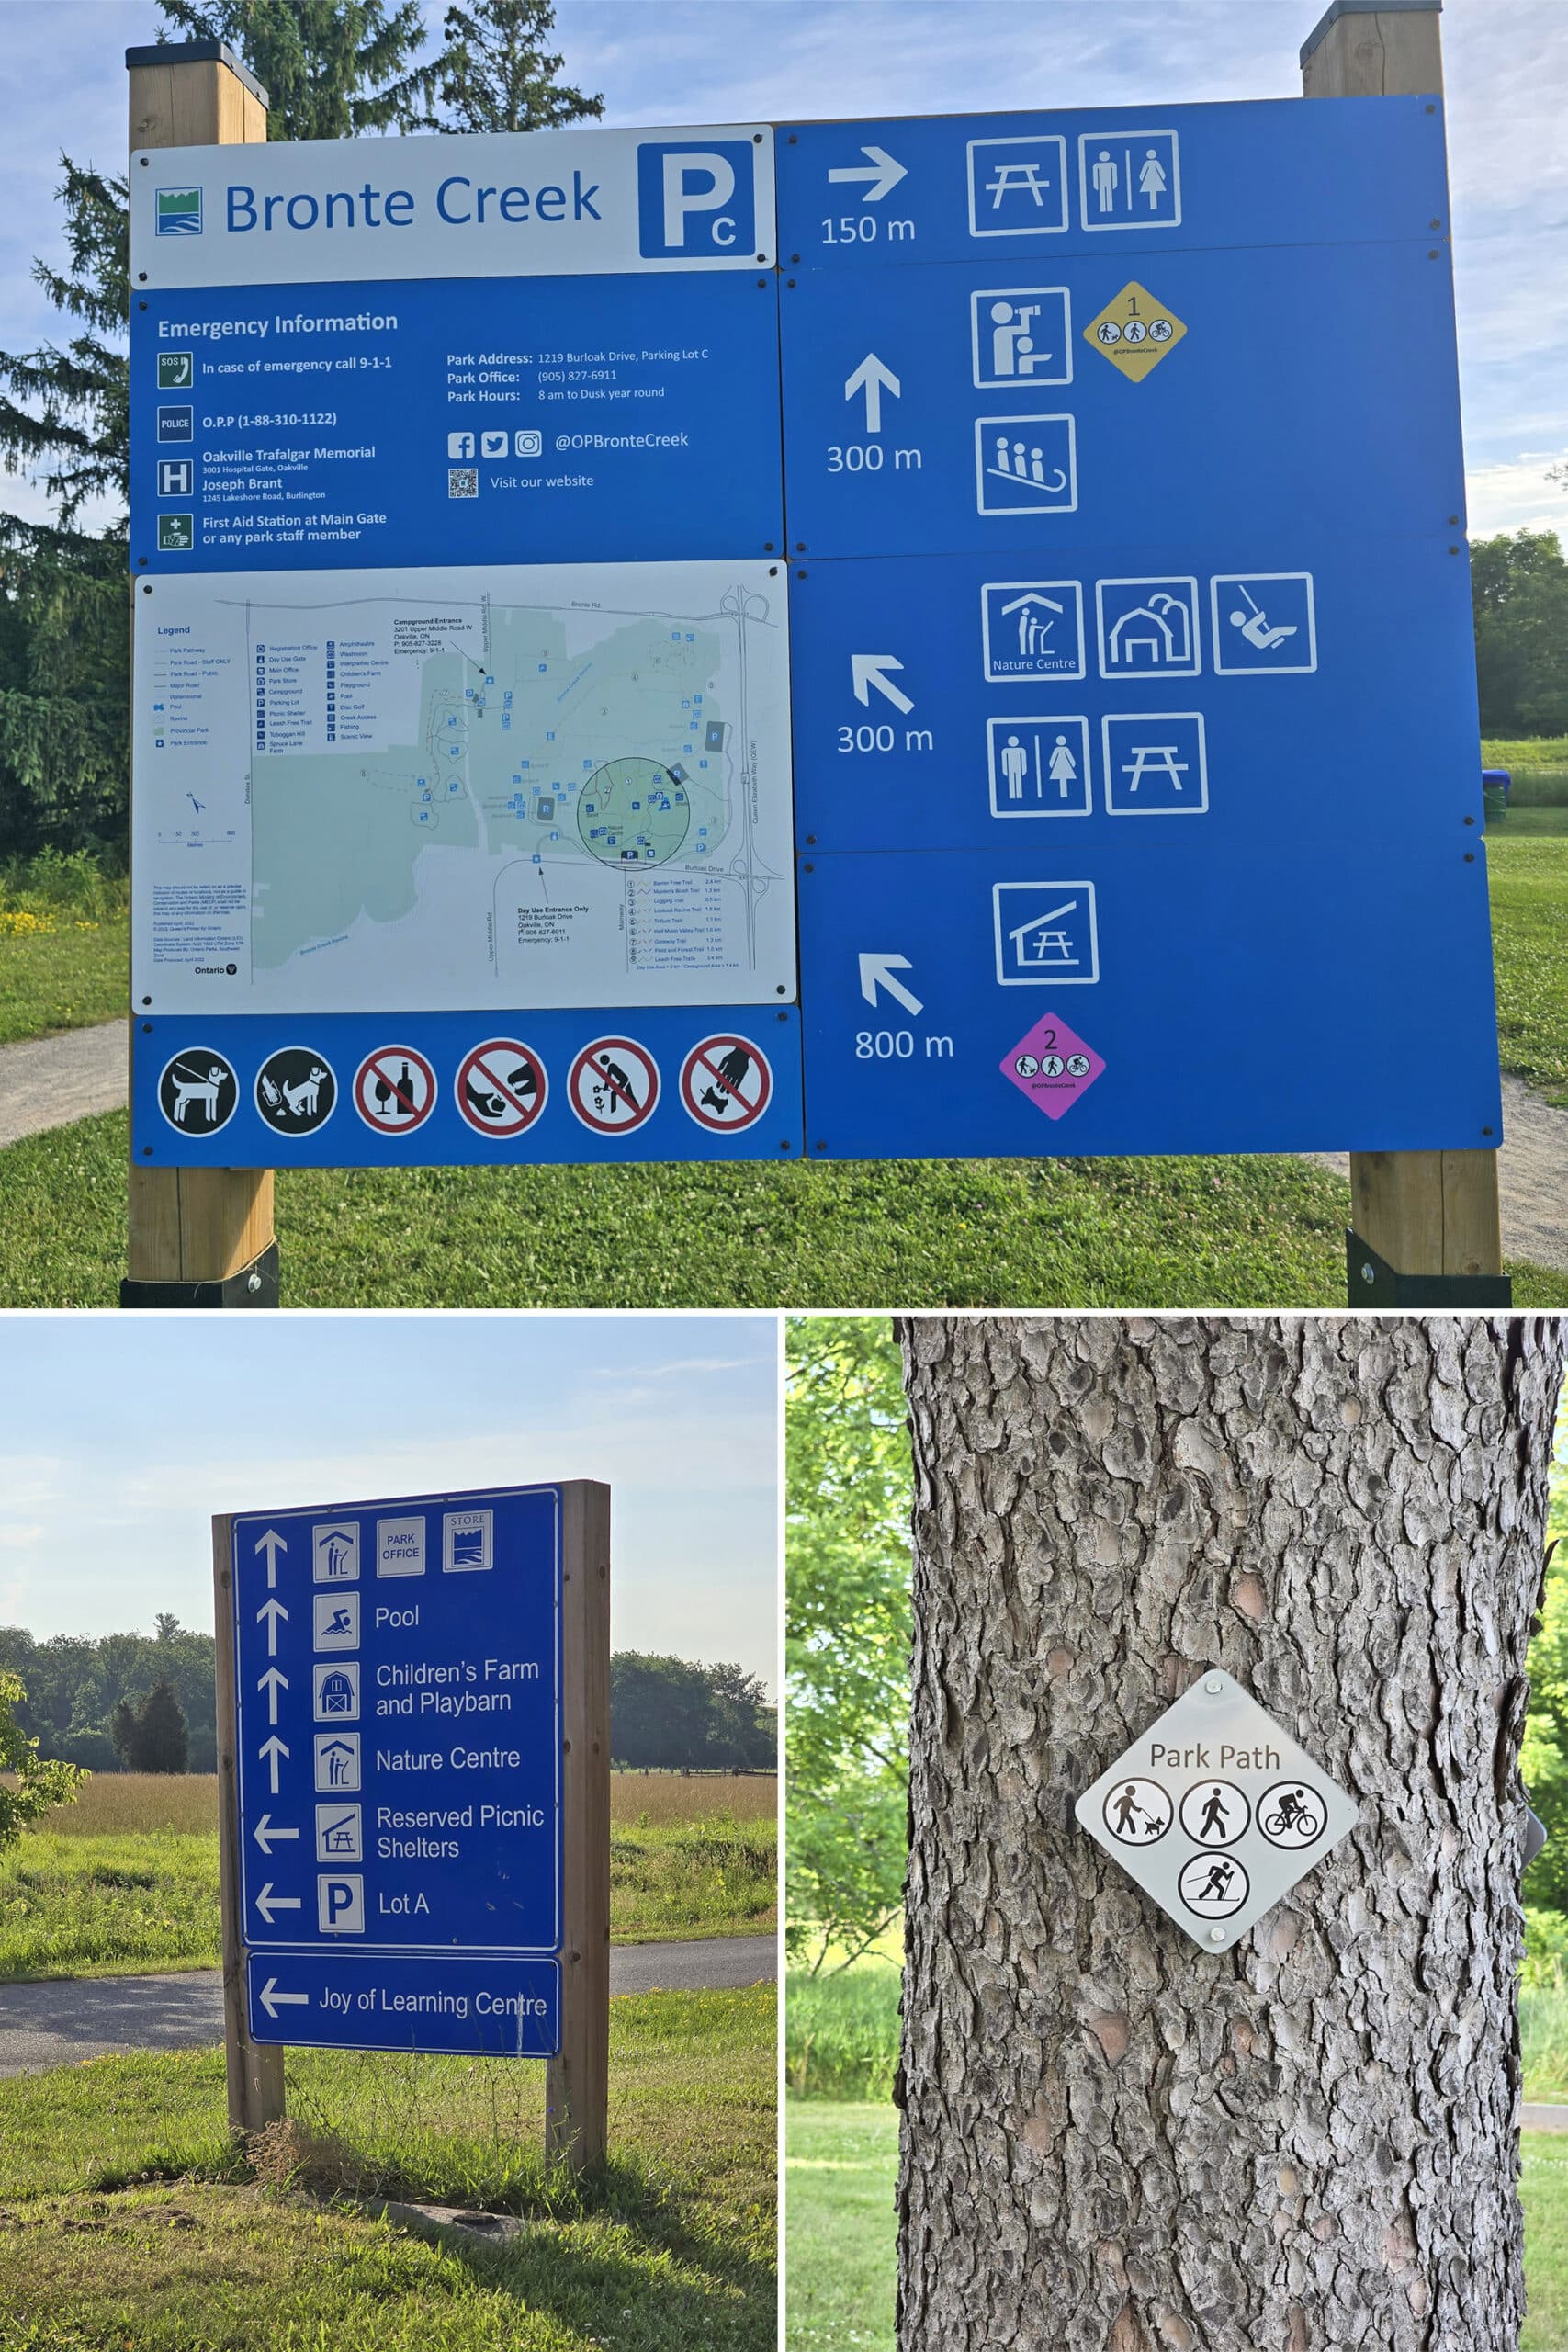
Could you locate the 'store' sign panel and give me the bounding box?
[231,1485,562,1958]
[1075,1670,1359,1954]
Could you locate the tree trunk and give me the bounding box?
[897,1315,1564,2352]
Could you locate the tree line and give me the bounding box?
[0,1622,774,1775]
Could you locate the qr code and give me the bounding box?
[447,467,479,499]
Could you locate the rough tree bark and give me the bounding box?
[897,1315,1565,2352]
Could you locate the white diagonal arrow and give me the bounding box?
[843,353,900,435]
[827,143,907,202]
[859,953,924,1018]
[258,1734,288,1795]
[258,1976,309,2020]
[254,1883,302,1924]
[256,1596,288,1657]
[257,1666,288,1725]
[254,1529,287,1588]
[851,654,914,715]
[252,1813,299,1855]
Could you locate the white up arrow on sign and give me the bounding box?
[827,144,908,202]
[851,654,913,714]
[258,1734,288,1795]
[254,1883,302,1924]
[859,954,923,1017]
[256,1596,288,1657]
[844,353,900,434]
[257,1666,288,1725]
[258,1977,309,2019]
[254,1528,287,1587]
[252,1813,299,1854]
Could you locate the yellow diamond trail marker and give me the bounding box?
[1085,281,1187,381]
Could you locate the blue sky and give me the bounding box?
[0,0,1562,537]
[0,1313,779,1687]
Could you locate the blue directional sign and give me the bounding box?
[247,1951,560,2055]
[231,1487,562,1984]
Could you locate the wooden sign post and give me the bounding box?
[212,1481,610,2174]
[1300,1,1511,1308]
[123,42,279,1310]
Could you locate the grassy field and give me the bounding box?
[0,1775,777,1980]
[784,2102,1568,2352]
[1489,815,1568,1102]
[0,854,127,1046]
[0,1984,774,2352]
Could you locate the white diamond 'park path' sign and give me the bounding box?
[1076,1670,1359,1953]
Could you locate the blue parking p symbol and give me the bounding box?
[637,141,755,258]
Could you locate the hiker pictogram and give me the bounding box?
[1101,1776,1171,1846]
[1178,1779,1250,1848]
[353,1045,437,1136]
[455,1038,548,1138]
[568,1036,660,1136]
[680,1034,774,1132]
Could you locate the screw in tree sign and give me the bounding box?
[568,1037,660,1135]
[679,1034,773,1131]
[352,1045,437,1136]
[455,1038,547,1138]
[1075,1668,1359,1951]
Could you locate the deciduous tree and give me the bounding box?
[0,1668,85,1851]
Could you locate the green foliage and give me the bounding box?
[0,1671,85,1854]
[1525,1397,1568,1915]
[1472,530,1568,739]
[785,1966,900,2099]
[434,0,603,132]
[0,1619,219,1774]
[611,1652,775,1770]
[156,0,439,140]
[785,1317,912,1973]
[109,1675,189,1773]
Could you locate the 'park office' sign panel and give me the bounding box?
[130,97,1500,1170]
[231,1481,564,2056]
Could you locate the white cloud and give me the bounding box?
[1467,448,1568,537]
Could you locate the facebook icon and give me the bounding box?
[637,141,756,258]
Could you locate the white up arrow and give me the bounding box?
[827,143,908,202]
[257,1666,288,1725]
[859,954,924,1017]
[256,1596,288,1657]
[254,1529,287,1588]
[843,353,900,435]
[258,1734,289,1795]
[252,1813,299,1855]
[258,1976,310,2020]
[851,654,914,715]
[254,1883,302,1924]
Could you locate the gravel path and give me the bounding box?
[0,1020,125,1149]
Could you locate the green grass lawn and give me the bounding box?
[0,1814,775,1980]
[0,912,126,1046]
[1489,815,1568,1104]
[0,1985,774,2352]
[784,2101,1568,2352]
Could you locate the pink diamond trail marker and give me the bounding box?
[1001,1012,1105,1121]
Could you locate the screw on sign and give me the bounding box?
[568,1036,660,1136]
[158,1048,239,1136]
[455,1038,547,1138]
[353,1045,437,1135]
[679,1034,773,1132]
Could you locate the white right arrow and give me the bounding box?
[258,1976,310,2020]
[256,1596,288,1657]
[252,1813,299,1855]
[827,143,908,202]
[258,1734,289,1795]
[254,1529,287,1588]
[257,1666,288,1725]
[843,353,901,435]
[254,1883,302,1924]
[851,654,914,715]
[859,954,924,1018]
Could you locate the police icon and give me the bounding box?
[256,1046,337,1137]
[158,1048,239,1136]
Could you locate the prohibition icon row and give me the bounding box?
[155,1031,776,1142]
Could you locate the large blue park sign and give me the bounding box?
[230,1483,564,2056]
[129,98,1498,1168]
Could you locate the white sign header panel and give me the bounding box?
[131,123,775,287]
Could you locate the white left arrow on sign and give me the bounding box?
[257,1666,288,1725]
[859,953,924,1017]
[851,654,914,715]
[844,353,900,434]
[254,1883,302,1924]
[258,1977,310,2019]
[256,1596,288,1657]
[252,1813,299,1854]
[258,1734,289,1795]
[254,1529,287,1588]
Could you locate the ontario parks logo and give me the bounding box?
[156,186,202,236]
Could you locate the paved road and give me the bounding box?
[0,1935,775,2077]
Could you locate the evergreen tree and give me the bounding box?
[434,0,603,134]
[135,1677,190,1772]
[155,0,439,141]
[108,1695,139,1768]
